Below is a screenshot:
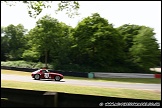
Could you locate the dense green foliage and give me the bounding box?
[117,24,161,72]
[1,60,53,69]
[71,13,125,71]
[1,24,27,60]
[1,13,161,73]
[2,1,80,18]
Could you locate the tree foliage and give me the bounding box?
[72,13,125,70]
[1,27,9,61]
[117,24,161,71]
[1,24,27,60]
[23,15,72,68]
[130,26,160,70]
[1,13,160,73]
[2,1,80,18]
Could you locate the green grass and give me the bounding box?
[94,77,161,84]
[1,69,31,76]
[65,76,161,84]
[1,69,161,84]
[1,80,161,100]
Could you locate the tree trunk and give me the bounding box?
[45,49,48,69]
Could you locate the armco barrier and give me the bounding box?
[53,71,88,78]
[1,87,160,107]
[93,72,156,78]
[154,74,161,78]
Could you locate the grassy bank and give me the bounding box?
[1,80,161,100]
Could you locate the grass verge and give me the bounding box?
[1,80,161,100]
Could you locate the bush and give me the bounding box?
[1,60,53,69]
[1,60,154,73]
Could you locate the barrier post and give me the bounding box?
[43,92,58,107]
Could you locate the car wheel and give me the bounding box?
[34,74,40,80]
[55,76,61,81]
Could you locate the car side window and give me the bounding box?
[42,70,47,73]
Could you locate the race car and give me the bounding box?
[31,69,63,81]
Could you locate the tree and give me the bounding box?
[116,24,142,66]
[2,24,27,60]
[72,13,125,70]
[2,1,80,18]
[49,22,74,69]
[130,26,161,70]
[1,27,9,61]
[24,15,64,68]
[117,24,141,53]
[24,15,73,69]
[117,24,161,72]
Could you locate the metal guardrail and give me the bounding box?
[93,72,155,78]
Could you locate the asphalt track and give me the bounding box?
[1,74,161,92]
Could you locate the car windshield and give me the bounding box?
[34,70,41,73]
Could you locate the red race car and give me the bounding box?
[31,69,63,81]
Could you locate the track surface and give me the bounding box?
[1,74,161,92]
